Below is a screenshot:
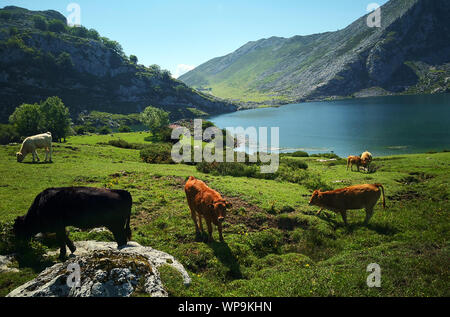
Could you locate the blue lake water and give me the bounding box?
[209,94,450,157]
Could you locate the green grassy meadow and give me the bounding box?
[0,132,449,297]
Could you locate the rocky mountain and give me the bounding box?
[0,6,236,123]
[180,0,450,106]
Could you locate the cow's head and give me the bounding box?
[309,190,322,206]
[208,200,232,223]
[13,216,30,239]
[16,152,24,163]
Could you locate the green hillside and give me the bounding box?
[180,0,450,106]
[0,6,236,122]
[0,133,448,296]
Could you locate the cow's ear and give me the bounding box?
[225,201,232,209]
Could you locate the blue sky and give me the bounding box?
[1,0,388,77]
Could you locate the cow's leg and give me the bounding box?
[217,222,224,242]
[110,226,127,247]
[197,214,204,232]
[206,220,214,242]
[44,148,49,162]
[364,207,374,225]
[66,234,76,254]
[188,202,201,237]
[34,150,40,162]
[55,230,67,260]
[49,143,53,162]
[340,210,348,226]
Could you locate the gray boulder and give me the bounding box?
[7,241,190,297]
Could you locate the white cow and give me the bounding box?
[361,151,373,171]
[16,132,53,163]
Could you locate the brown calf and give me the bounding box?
[184,176,232,242]
[347,155,362,172]
[309,184,385,226]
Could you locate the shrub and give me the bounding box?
[196,161,257,177]
[289,151,309,157]
[310,153,340,159]
[33,16,47,31]
[0,124,20,145]
[105,139,146,150]
[247,229,283,257]
[48,19,66,33]
[140,143,174,164]
[118,125,132,133]
[73,125,85,135]
[282,158,308,170]
[98,126,112,135]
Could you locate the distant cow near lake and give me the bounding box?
[13,187,132,259]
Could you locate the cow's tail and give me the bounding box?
[374,184,386,209]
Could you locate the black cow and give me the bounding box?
[13,187,132,259]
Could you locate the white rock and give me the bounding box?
[7,241,190,297]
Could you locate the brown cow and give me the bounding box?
[185,176,232,242]
[347,155,362,172]
[309,184,385,226]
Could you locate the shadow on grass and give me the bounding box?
[316,213,398,235]
[208,241,242,280]
[21,161,53,165]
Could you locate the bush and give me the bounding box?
[118,125,132,133]
[105,139,146,150]
[310,153,340,159]
[0,124,20,145]
[289,151,309,157]
[282,158,308,170]
[98,126,112,135]
[73,125,85,135]
[33,16,47,31]
[140,143,174,164]
[247,229,283,257]
[196,161,258,177]
[48,19,66,33]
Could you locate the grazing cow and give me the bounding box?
[347,155,362,172]
[16,132,53,163]
[13,187,132,259]
[309,184,385,226]
[361,151,373,171]
[184,176,232,242]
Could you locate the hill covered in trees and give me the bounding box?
[0,6,236,123]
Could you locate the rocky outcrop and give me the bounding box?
[6,241,190,297]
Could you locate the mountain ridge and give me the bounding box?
[0,6,236,122]
[180,0,450,106]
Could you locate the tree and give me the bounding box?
[140,106,170,135]
[9,103,42,137]
[33,16,47,31]
[39,96,71,142]
[130,55,138,65]
[56,52,74,70]
[48,19,66,33]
